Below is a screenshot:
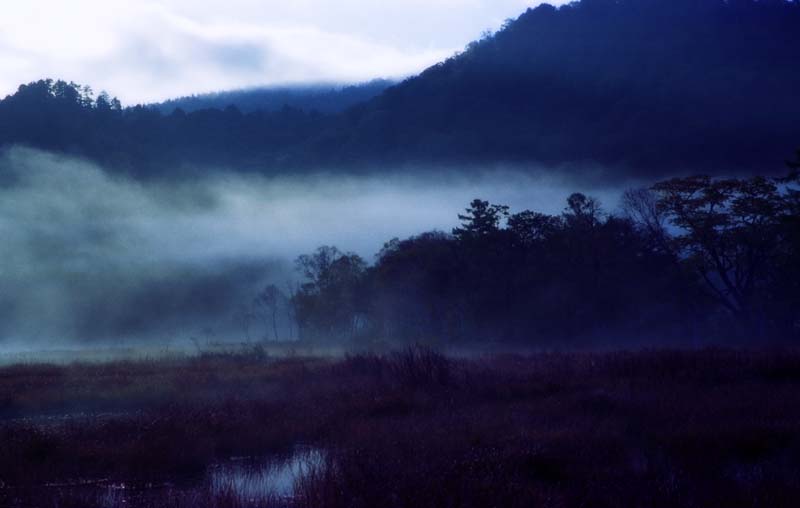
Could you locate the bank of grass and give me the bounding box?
[1,347,800,507]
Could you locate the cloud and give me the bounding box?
[0,146,622,346]
[0,0,568,104]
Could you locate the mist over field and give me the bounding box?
[0,146,627,348]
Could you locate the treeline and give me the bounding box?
[155,80,394,115]
[1,0,798,178]
[0,79,330,177]
[281,169,800,346]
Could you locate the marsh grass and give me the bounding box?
[1,346,799,507]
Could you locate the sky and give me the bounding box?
[0,0,566,105]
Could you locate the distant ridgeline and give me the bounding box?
[154,80,395,115]
[0,0,798,178]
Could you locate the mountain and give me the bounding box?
[0,0,797,178]
[155,80,394,115]
[313,0,800,175]
[0,79,330,177]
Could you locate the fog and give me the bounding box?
[0,146,628,349]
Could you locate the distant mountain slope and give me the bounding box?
[315,0,800,174]
[0,0,798,178]
[155,80,394,114]
[0,79,331,177]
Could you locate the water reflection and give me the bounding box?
[0,446,326,507]
[209,446,325,501]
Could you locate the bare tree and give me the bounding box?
[621,187,672,255]
[255,284,284,341]
[233,303,256,342]
[284,281,299,341]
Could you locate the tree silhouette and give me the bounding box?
[293,246,367,340]
[452,199,509,240]
[255,284,284,341]
[652,174,799,335]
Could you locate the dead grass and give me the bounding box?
[1,346,799,507]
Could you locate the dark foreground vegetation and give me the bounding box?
[0,0,797,176]
[1,347,800,507]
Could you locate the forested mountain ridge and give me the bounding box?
[0,79,329,177]
[0,0,797,178]
[324,0,800,174]
[155,80,394,115]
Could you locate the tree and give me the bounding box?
[254,284,284,341]
[621,187,673,255]
[96,91,111,112]
[507,210,561,246]
[652,174,798,335]
[371,232,463,342]
[296,246,344,290]
[563,193,602,229]
[80,85,94,108]
[293,246,367,340]
[452,199,509,240]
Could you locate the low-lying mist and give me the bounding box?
[0,146,628,349]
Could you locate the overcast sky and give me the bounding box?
[0,0,566,105]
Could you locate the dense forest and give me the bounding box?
[331,0,800,173]
[0,79,328,177]
[275,167,800,346]
[0,0,798,178]
[155,80,394,115]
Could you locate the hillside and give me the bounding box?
[155,79,394,114]
[316,0,800,174]
[0,0,797,177]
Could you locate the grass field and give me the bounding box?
[1,346,799,507]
